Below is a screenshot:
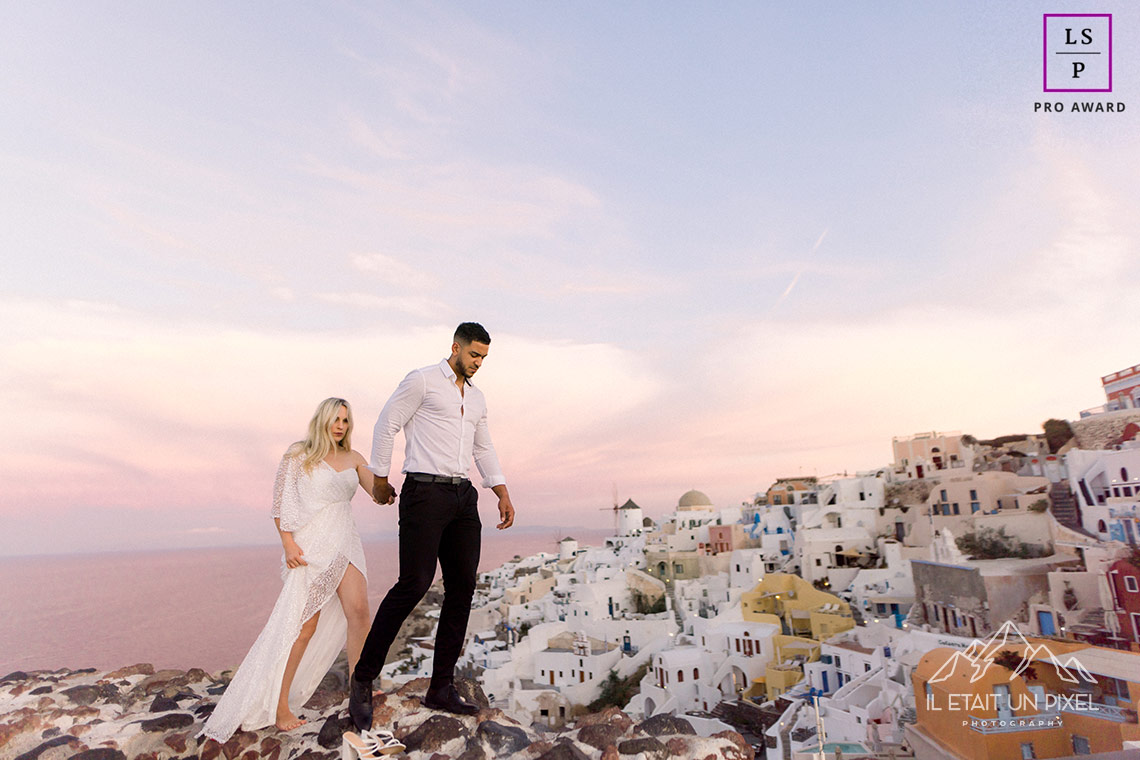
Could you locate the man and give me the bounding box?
[349,322,516,729]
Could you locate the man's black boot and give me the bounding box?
[423,681,478,716]
[348,676,373,731]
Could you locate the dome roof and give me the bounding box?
[678,489,712,509]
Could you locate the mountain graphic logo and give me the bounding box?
[928,621,1098,685]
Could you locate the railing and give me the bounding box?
[1061,702,1137,723]
[965,713,1061,734]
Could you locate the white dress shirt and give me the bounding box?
[370,359,506,488]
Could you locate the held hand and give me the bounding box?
[496,494,515,530]
[284,541,308,569]
[372,477,396,505]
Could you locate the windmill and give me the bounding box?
[598,482,620,533]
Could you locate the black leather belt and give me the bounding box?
[408,472,468,485]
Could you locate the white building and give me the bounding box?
[1067,446,1140,545]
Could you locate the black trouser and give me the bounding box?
[353,476,481,688]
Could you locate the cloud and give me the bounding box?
[0,299,665,537]
[349,252,440,290]
[314,291,445,319]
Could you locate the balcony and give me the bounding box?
[1060,702,1138,723]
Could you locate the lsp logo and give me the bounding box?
[1044,14,1112,92]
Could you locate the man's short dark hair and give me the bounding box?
[454,322,491,345]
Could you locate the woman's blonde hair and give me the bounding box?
[290,397,353,472]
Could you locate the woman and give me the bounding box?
[202,398,376,742]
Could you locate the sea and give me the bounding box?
[0,529,611,675]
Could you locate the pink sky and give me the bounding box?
[3,4,1139,554]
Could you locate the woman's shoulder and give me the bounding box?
[348,449,368,467]
[282,442,308,462]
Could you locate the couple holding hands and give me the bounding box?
[202,322,516,757]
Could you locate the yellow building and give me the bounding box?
[765,477,818,507]
[910,638,1140,759]
[741,573,855,640]
[740,574,850,701]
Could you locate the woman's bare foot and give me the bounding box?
[275,711,306,732]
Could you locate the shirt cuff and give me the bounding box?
[482,475,507,489]
[368,463,390,478]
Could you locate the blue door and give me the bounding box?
[822,671,829,693]
[1037,610,1056,635]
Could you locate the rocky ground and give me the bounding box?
[0,665,754,760]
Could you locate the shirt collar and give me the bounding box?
[439,358,473,386]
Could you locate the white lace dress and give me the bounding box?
[201,456,367,743]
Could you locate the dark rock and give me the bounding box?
[30,686,52,695]
[0,670,29,683]
[41,726,62,739]
[198,738,223,760]
[303,687,347,712]
[316,714,354,749]
[456,741,488,760]
[395,677,432,697]
[185,668,209,683]
[536,742,591,760]
[455,677,491,709]
[70,668,98,675]
[576,706,634,733]
[316,665,347,694]
[61,685,102,706]
[106,663,155,679]
[194,703,216,718]
[149,695,179,712]
[139,713,194,732]
[665,736,690,757]
[476,720,529,754]
[164,732,190,754]
[295,751,337,760]
[134,669,190,695]
[400,714,469,753]
[12,735,78,760]
[618,736,670,759]
[206,683,228,695]
[258,736,282,760]
[636,713,696,736]
[712,730,754,760]
[577,722,625,750]
[219,730,259,759]
[70,750,126,760]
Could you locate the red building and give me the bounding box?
[1103,363,1140,411]
[1108,558,1140,645]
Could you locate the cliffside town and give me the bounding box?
[5,368,1140,760]
[420,392,1140,759]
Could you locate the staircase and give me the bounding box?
[1049,482,1089,535]
[668,583,684,632]
[898,706,917,725]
